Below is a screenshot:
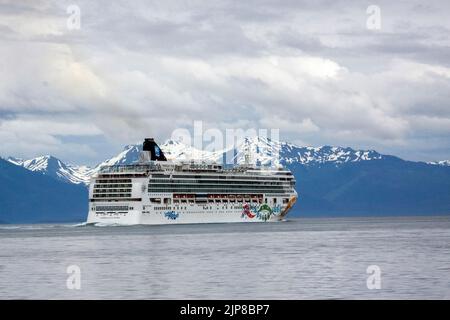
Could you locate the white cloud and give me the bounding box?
[0,118,102,136]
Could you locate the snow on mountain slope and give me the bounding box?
[428,160,450,166]
[219,136,384,166]
[93,139,221,166]
[97,144,142,167]
[95,137,386,167]
[6,145,144,186]
[7,155,93,185]
[6,157,24,166]
[161,139,222,161]
[280,143,384,165]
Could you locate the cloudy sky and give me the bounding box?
[1,0,450,165]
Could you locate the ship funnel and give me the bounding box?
[142,138,167,161]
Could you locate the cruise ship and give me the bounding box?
[86,138,297,225]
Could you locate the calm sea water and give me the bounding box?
[0,216,449,299]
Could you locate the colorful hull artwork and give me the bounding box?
[241,203,281,221]
[242,196,298,221]
[164,211,179,220]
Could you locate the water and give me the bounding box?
[0,216,449,299]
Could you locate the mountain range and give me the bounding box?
[3,138,402,185]
[1,137,450,223]
[0,158,87,224]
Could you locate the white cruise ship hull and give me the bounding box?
[86,194,297,225]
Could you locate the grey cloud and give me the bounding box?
[0,0,450,164]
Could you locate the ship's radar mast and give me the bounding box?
[243,140,252,166]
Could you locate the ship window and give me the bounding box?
[273,198,277,204]
[283,198,289,204]
[150,198,161,203]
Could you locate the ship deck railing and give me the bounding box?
[98,161,287,174]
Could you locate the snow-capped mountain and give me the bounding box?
[91,139,223,168]
[98,144,142,167]
[6,145,144,185]
[7,155,93,185]
[226,137,384,166]
[5,145,145,186]
[161,139,222,162]
[93,137,386,168]
[428,160,450,166]
[1,137,395,186]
